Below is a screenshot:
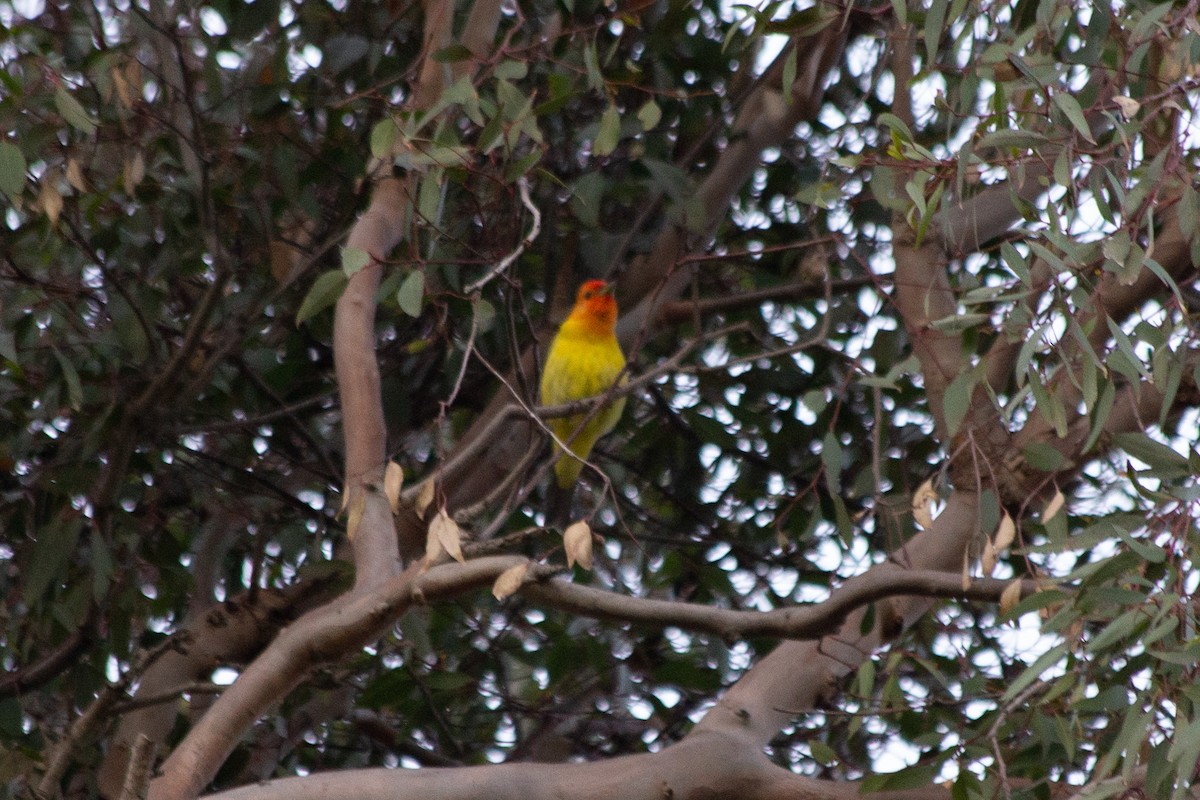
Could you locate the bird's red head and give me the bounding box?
[570,279,618,332]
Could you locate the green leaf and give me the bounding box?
[942,367,979,437]
[494,60,527,80]
[53,348,83,411]
[1022,441,1065,472]
[369,119,398,159]
[584,42,603,92]
[821,430,843,493]
[55,86,97,134]
[432,44,473,62]
[781,47,797,98]
[637,99,662,131]
[473,298,496,333]
[1111,432,1191,477]
[296,270,348,325]
[341,247,370,276]
[977,128,1048,151]
[1083,379,1115,453]
[23,516,84,605]
[593,104,621,157]
[397,270,425,317]
[924,0,948,62]
[1002,641,1068,702]
[0,141,26,198]
[929,312,990,332]
[1053,93,1094,143]
[808,740,838,766]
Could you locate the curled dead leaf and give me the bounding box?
[40,179,63,226]
[961,549,972,591]
[415,480,436,519]
[1043,488,1065,522]
[423,517,443,570]
[123,152,145,196]
[1112,95,1140,119]
[999,579,1023,618]
[491,562,530,600]
[563,520,593,571]
[980,538,997,577]
[384,461,404,515]
[912,478,937,530]
[66,159,87,192]
[430,508,465,565]
[994,511,1016,551]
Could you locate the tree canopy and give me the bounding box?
[3,1,1200,799]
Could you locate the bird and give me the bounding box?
[539,279,627,526]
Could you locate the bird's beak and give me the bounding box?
[598,283,614,296]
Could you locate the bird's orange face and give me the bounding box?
[574,280,617,330]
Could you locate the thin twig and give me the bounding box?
[463,177,541,293]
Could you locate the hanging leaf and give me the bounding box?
[55,87,97,134]
[0,141,26,198]
[296,270,348,325]
[994,512,1016,551]
[384,461,404,515]
[999,579,1024,618]
[397,270,425,317]
[430,509,464,564]
[637,99,661,131]
[912,478,937,530]
[1042,487,1065,522]
[593,104,621,157]
[341,247,370,276]
[563,520,593,570]
[415,480,436,519]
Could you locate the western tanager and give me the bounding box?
[539,280,627,520]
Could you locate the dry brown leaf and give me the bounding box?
[1113,95,1140,119]
[912,478,937,530]
[423,524,443,571]
[980,538,997,577]
[415,480,436,519]
[563,520,593,571]
[345,488,366,542]
[999,579,1023,617]
[338,482,350,516]
[384,461,404,515]
[430,508,465,564]
[491,562,529,600]
[1043,487,1065,522]
[66,159,87,192]
[994,511,1016,551]
[40,180,63,226]
[961,549,972,591]
[123,152,145,196]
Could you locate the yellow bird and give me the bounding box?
[539,280,627,520]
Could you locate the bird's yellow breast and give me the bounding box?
[539,323,627,487]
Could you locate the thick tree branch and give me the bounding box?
[334,176,407,590]
[201,732,936,800]
[145,556,524,800]
[691,490,982,746]
[98,578,342,797]
[524,568,1037,642]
